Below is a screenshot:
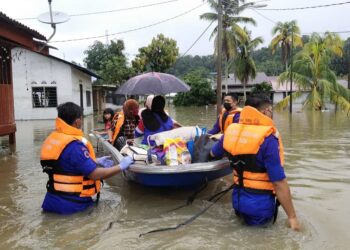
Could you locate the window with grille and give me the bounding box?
[86,90,91,107]
[32,87,57,108]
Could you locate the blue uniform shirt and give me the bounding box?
[42,141,97,214]
[208,112,240,135]
[212,134,286,225]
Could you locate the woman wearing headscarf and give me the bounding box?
[138,94,154,117]
[135,95,173,146]
[108,99,140,150]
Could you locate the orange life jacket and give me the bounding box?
[40,118,101,199]
[111,111,125,145]
[223,106,284,194]
[219,107,242,133]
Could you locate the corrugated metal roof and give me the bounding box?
[0,12,46,41]
[222,72,271,86]
[46,54,101,79]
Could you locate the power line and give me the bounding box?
[250,8,276,24]
[258,1,350,11]
[50,3,205,43]
[180,20,215,57]
[252,9,350,35]
[16,0,179,20]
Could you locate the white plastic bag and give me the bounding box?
[149,126,200,146]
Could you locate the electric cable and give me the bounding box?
[50,3,205,43]
[16,0,180,20]
[258,1,350,11]
[180,20,215,57]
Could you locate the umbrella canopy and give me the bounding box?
[115,72,190,95]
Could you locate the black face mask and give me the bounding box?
[223,103,232,111]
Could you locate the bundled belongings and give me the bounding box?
[148,126,200,146]
[192,128,217,163]
[163,138,191,166]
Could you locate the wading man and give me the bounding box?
[40,102,133,214]
[210,95,300,230]
[208,93,242,138]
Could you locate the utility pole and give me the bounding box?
[216,0,223,116]
[105,30,109,46]
[289,29,294,114]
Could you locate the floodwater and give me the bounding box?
[0,106,349,249]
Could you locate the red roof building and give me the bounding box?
[0,12,47,144]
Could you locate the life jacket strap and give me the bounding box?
[273,198,280,224]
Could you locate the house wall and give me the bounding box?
[71,68,93,116]
[12,48,93,120]
[273,92,309,106]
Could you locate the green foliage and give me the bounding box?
[270,20,303,71]
[330,37,350,76]
[174,69,216,106]
[230,29,263,100]
[251,82,273,94]
[277,33,350,112]
[167,55,215,78]
[200,0,258,61]
[132,34,179,73]
[83,40,134,85]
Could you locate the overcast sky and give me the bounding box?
[1,0,349,66]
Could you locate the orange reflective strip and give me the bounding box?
[54,183,83,193]
[81,188,96,197]
[54,174,83,183]
[243,179,274,191]
[83,179,95,186]
[243,172,270,181]
[95,180,101,192]
[233,175,239,184]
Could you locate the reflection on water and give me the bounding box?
[0,106,349,249]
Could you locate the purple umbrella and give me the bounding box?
[115,72,190,95]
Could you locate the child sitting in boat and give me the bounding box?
[135,95,174,146]
[95,108,114,139]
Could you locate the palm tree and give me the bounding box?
[200,0,261,93]
[230,29,263,101]
[270,20,303,70]
[270,20,303,97]
[277,33,350,112]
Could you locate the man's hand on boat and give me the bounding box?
[209,133,223,141]
[96,155,134,170]
[96,156,115,168]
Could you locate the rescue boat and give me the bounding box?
[91,130,232,188]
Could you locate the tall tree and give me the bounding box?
[277,33,350,112]
[132,34,179,73]
[270,20,303,72]
[230,29,263,100]
[83,40,133,85]
[200,0,261,93]
[174,69,216,106]
[200,0,259,59]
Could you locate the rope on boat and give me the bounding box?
[138,184,234,237]
[165,179,208,213]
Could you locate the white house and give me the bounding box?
[268,76,309,105]
[11,47,100,120]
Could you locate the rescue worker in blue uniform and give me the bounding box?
[208,93,242,137]
[210,95,300,231]
[40,102,134,214]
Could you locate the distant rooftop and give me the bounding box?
[222,72,270,86]
[0,11,46,41]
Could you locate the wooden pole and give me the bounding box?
[216,0,223,116]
